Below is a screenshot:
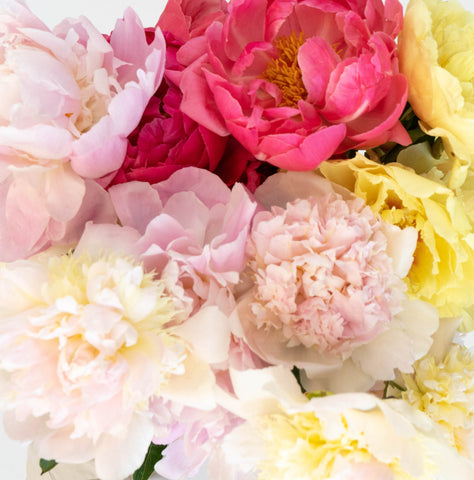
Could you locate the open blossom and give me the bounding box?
[0,221,233,480]
[0,0,165,260]
[109,0,273,191]
[109,166,259,317]
[401,342,474,459]
[398,0,474,190]
[234,171,439,392]
[178,0,410,171]
[319,155,474,327]
[209,367,474,480]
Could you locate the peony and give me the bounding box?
[0,239,229,480]
[398,0,474,190]
[0,187,250,480]
[108,166,259,317]
[0,0,165,260]
[179,0,410,170]
[234,170,438,392]
[0,160,117,261]
[401,341,474,459]
[210,367,474,480]
[319,155,474,326]
[152,402,243,480]
[109,0,273,191]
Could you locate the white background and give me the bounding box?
[1,0,473,478]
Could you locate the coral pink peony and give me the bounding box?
[109,0,274,191]
[0,0,165,260]
[234,171,439,391]
[179,0,410,170]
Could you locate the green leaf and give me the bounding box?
[291,366,306,394]
[39,459,58,475]
[133,443,166,480]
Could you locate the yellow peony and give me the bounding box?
[318,155,474,327]
[398,0,474,190]
[402,344,474,458]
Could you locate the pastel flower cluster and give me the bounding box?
[0,0,474,479]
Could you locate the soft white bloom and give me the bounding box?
[0,224,230,480]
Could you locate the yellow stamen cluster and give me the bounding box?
[262,32,308,107]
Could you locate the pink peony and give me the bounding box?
[0,0,165,260]
[234,171,439,391]
[108,0,274,191]
[179,0,410,170]
[109,166,260,317]
[150,400,243,480]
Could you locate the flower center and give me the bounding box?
[262,32,307,107]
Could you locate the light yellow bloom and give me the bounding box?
[318,155,474,326]
[402,344,474,458]
[398,0,474,190]
[214,367,474,480]
[257,410,411,480]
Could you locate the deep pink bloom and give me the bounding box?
[179,0,410,170]
[108,0,275,191]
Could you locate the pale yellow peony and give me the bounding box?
[398,0,474,190]
[211,367,474,480]
[318,155,474,326]
[402,344,474,459]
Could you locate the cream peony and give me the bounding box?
[210,367,474,480]
[0,224,230,480]
[402,341,474,460]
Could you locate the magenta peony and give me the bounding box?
[0,0,165,260]
[179,0,410,170]
[109,0,273,191]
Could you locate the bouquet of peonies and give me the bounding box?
[2,0,474,478]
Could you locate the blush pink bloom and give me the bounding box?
[0,0,165,260]
[234,171,439,391]
[109,0,274,191]
[109,166,259,317]
[179,0,410,170]
[150,400,243,480]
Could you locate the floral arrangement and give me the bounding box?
[2,0,474,479]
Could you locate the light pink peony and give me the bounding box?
[234,171,439,391]
[109,166,260,316]
[179,0,410,170]
[150,400,243,480]
[0,0,165,260]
